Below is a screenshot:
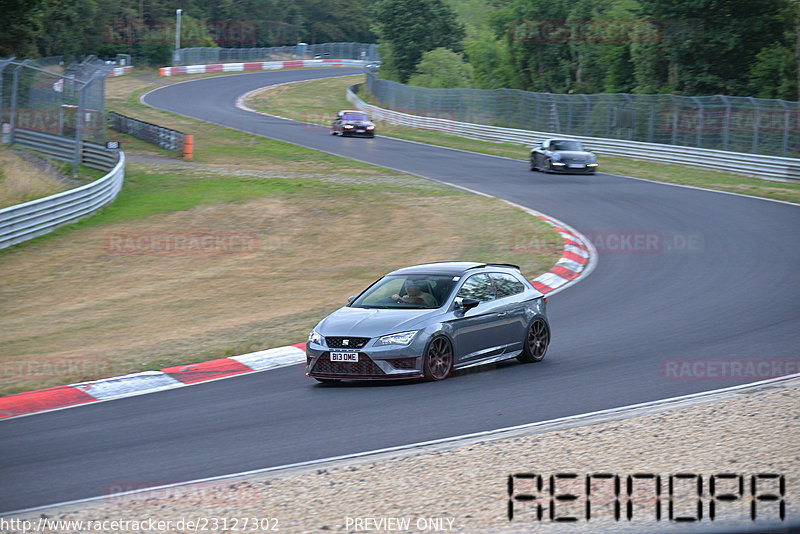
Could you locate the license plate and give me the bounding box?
[356,129,365,133]
[568,163,584,168]
[331,352,359,362]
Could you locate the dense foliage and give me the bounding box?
[0,0,374,65]
[469,0,799,99]
[371,0,466,82]
[1,0,797,100]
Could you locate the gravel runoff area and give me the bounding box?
[5,377,798,534]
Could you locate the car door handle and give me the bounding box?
[496,312,507,317]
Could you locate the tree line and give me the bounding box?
[1,0,797,101]
[374,0,799,101]
[0,0,374,66]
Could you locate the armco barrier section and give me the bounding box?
[159,58,368,76]
[347,85,800,182]
[0,141,124,250]
[108,112,192,158]
[12,129,117,171]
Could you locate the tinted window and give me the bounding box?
[491,273,525,298]
[343,113,368,121]
[352,274,457,309]
[550,140,583,151]
[456,274,495,303]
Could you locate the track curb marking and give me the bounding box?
[0,217,593,420]
[0,72,597,419]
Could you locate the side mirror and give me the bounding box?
[347,296,356,304]
[461,298,480,312]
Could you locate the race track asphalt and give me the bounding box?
[1,67,798,513]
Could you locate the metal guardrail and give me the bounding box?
[108,112,193,158]
[347,84,800,182]
[365,71,799,159]
[174,43,379,66]
[0,132,124,250]
[12,129,117,171]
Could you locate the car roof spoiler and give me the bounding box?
[466,263,521,271]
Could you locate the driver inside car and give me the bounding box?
[392,281,436,306]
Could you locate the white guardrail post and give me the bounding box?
[346,84,800,183]
[0,150,125,250]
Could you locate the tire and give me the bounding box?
[330,130,337,136]
[423,336,454,381]
[530,158,537,171]
[517,318,549,363]
[544,159,552,173]
[314,377,341,384]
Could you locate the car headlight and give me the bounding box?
[344,124,354,129]
[366,125,374,130]
[376,330,419,346]
[308,329,324,345]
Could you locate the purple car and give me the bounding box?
[331,110,376,138]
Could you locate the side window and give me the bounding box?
[456,273,495,303]
[491,273,525,298]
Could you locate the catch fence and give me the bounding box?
[365,71,799,158]
[174,42,379,66]
[0,56,115,173]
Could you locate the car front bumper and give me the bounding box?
[306,339,425,380]
[549,164,597,174]
[341,129,375,137]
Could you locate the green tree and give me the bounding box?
[748,43,798,100]
[491,0,575,92]
[295,0,375,44]
[0,0,47,58]
[408,47,473,87]
[464,31,516,88]
[371,0,466,82]
[637,0,796,95]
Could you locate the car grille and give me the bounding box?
[311,352,385,376]
[389,357,417,370]
[325,336,370,349]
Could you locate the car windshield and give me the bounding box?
[550,140,583,151]
[351,274,458,309]
[343,113,368,121]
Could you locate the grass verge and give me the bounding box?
[0,71,563,396]
[246,75,800,204]
[0,147,101,208]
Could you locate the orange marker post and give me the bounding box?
[183,135,194,160]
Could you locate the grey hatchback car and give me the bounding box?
[306,262,550,382]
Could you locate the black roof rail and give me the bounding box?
[465,263,521,271]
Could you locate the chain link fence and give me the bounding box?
[173,42,379,66]
[365,71,799,158]
[0,56,114,172]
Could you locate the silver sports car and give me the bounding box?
[306,262,550,382]
[530,139,598,174]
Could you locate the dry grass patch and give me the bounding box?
[0,166,559,395]
[0,147,72,208]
